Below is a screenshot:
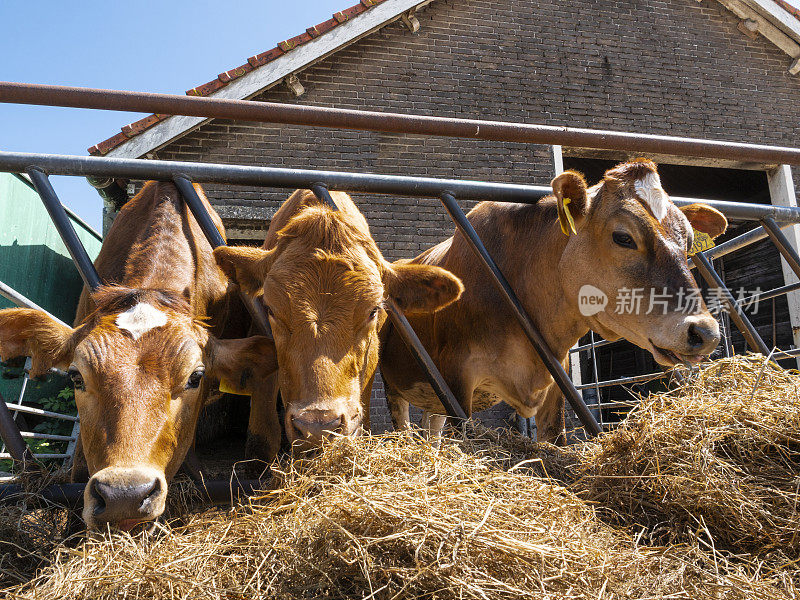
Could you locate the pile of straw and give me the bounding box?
[574,354,800,561]
[1,354,798,599]
[4,430,791,599]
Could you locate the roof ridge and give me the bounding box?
[88,0,391,156]
[774,0,800,21]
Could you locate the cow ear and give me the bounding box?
[207,336,277,397]
[551,170,589,236]
[213,246,275,295]
[383,262,464,315]
[0,309,76,377]
[680,203,728,239]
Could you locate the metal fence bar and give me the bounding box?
[6,404,78,421]
[762,217,800,281]
[0,392,34,465]
[172,174,273,339]
[692,252,770,355]
[3,152,800,223]
[0,478,266,507]
[738,281,800,308]
[570,337,618,354]
[383,299,467,420]
[4,82,800,167]
[19,431,75,442]
[575,370,671,390]
[439,191,602,436]
[26,168,102,291]
[0,280,69,327]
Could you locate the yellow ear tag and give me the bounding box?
[559,197,578,236]
[688,228,715,257]
[219,379,251,397]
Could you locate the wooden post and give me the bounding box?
[768,165,800,367]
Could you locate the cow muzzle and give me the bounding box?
[649,314,720,367]
[287,404,362,449]
[83,466,167,530]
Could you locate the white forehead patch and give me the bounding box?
[634,171,669,222]
[115,303,168,340]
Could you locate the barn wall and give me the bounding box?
[132,0,799,432]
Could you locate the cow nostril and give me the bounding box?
[139,478,161,511]
[90,479,107,516]
[687,324,705,349]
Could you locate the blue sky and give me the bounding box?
[2,0,800,232]
[0,0,348,231]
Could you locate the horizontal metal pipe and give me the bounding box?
[0,452,69,460]
[1,151,797,223]
[19,431,75,442]
[3,82,800,166]
[738,281,800,308]
[0,478,266,506]
[569,338,618,354]
[0,151,552,203]
[575,370,670,390]
[5,403,78,421]
[0,279,68,327]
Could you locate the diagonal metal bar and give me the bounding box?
[383,298,467,421]
[172,174,272,339]
[439,192,601,436]
[0,279,68,326]
[692,251,770,355]
[26,168,102,291]
[311,183,337,209]
[0,392,35,466]
[761,217,800,281]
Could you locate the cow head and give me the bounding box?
[0,287,276,530]
[215,201,463,449]
[553,159,728,366]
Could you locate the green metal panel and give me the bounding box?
[0,173,101,322]
[0,173,102,409]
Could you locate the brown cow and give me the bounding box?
[380,159,728,442]
[0,181,277,530]
[215,189,463,450]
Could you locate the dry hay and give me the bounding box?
[573,354,800,563]
[0,354,798,599]
[2,431,791,600]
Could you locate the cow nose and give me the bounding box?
[86,468,165,528]
[290,409,344,445]
[685,316,720,353]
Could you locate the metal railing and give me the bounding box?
[568,215,800,427]
[0,82,797,503]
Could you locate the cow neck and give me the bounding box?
[110,187,202,310]
[490,202,588,359]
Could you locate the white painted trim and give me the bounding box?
[715,0,800,68]
[768,165,800,367]
[106,0,432,159]
[742,0,800,40]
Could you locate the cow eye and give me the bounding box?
[369,306,380,321]
[186,368,205,390]
[612,231,637,249]
[68,367,85,391]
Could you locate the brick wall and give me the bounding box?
[139,0,799,433]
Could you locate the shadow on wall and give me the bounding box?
[0,241,87,324]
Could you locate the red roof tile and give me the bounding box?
[775,0,800,21]
[89,0,391,155]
